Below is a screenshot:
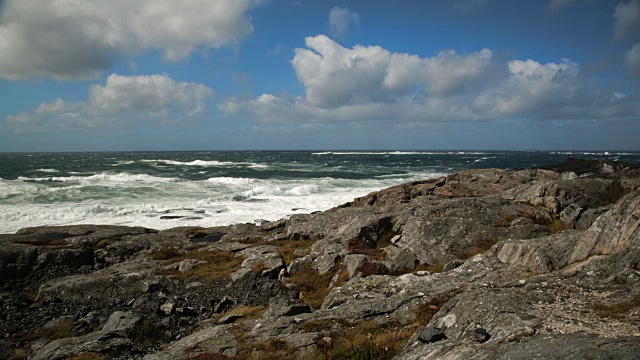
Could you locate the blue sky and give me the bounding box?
[0,0,639,151]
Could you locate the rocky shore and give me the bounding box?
[1,158,640,360]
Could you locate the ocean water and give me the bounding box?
[1,151,639,234]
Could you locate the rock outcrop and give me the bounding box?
[1,158,639,360]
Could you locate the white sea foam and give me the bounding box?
[0,170,447,233]
[207,177,257,185]
[141,159,266,167]
[111,161,135,166]
[17,173,180,183]
[34,168,59,173]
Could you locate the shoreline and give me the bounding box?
[2,158,640,359]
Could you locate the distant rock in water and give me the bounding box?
[1,158,640,360]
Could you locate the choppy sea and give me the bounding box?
[1,150,639,234]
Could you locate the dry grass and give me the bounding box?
[160,250,243,281]
[16,239,66,246]
[149,247,182,260]
[456,238,498,260]
[547,219,571,234]
[94,238,116,249]
[21,318,74,342]
[213,306,266,323]
[7,349,28,360]
[286,266,334,309]
[413,291,458,326]
[359,262,390,277]
[591,295,640,320]
[321,321,414,360]
[184,353,229,360]
[348,238,386,260]
[66,353,104,360]
[272,239,315,265]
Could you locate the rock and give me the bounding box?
[218,314,244,324]
[102,311,141,334]
[176,307,198,317]
[143,325,238,359]
[390,234,402,244]
[287,255,313,275]
[267,298,312,317]
[31,331,132,360]
[418,326,446,343]
[213,297,235,313]
[231,267,256,282]
[342,254,369,278]
[442,259,465,272]
[142,279,161,293]
[312,254,338,275]
[177,259,207,273]
[383,246,417,272]
[158,303,175,316]
[471,328,490,343]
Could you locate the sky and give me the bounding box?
[0,0,639,151]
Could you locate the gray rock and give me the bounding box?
[384,246,417,272]
[177,258,207,273]
[31,331,132,360]
[342,254,369,278]
[158,303,175,316]
[442,259,465,272]
[143,325,238,359]
[418,326,446,343]
[287,254,313,275]
[231,267,256,282]
[471,328,490,343]
[312,254,338,275]
[102,311,141,334]
[218,314,244,324]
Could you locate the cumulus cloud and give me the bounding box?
[5,74,213,133]
[328,6,359,40]
[0,0,259,80]
[625,42,640,76]
[291,35,493,108]
[222,35,639,125]
[548,0,577,12]
[613,0,640,39]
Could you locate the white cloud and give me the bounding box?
[548,0,577,12]
[291,35,493,108]
[614,0,640,39]
[625,42,640,76]
[222,35,639,125]
[0,0,259,80]
[5,74,213,133]
[328,6,359,40]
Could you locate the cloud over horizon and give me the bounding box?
[222,35,638,126]
[0,0,259,80]
[4,74,213,133]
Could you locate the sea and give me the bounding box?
[1,151,639,234]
